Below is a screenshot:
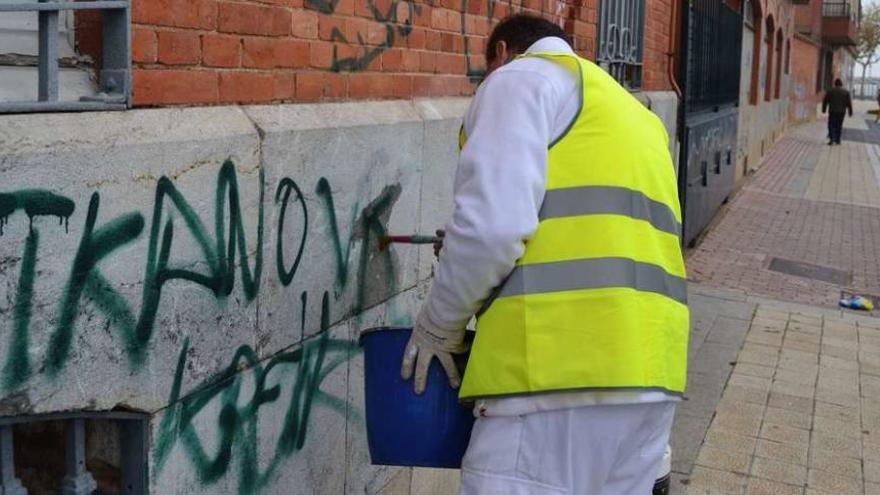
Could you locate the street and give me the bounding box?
[673,101,880,494]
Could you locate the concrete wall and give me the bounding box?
[0,98,467,494]
[0,96,680,494]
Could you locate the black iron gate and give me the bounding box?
[679,0,743,246]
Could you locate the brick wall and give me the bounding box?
[122,0,673,106]
[789,35,821,122]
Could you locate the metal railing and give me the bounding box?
[0,0,130,113]
[823,2,852,18]
[683,0,743,113]
[0,412,147,494]
[597,0,645,90]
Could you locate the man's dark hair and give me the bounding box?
[835,78,843,87]
[486,14,570,65]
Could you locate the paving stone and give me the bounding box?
[747,328,784,347]
[746,478,803,495]
[780,348,819,364]
[812,415,863,440]
[816,375,860,395]
[817,366,859,384]
[820,355,860,372]
[806,469,862,495]
[734,362,777,379]
[739,343,782,367]
[687,466,747,495]
[763,407,812,431]
[712,410,765,437]
[809,451,863,479]
[708,316,753,346]
[768,392,814,414]
[705,428,758,456]
[814,401,859,423]
[730,374,773,392]
[781,338,821,354]
[771,380,815,399]
[671,412,714,474]
[788,322,822,335]
[791,314,823,327]
[753,317,789,330]
[864,436,880,461]
[811,432,862,459]
[867,481,880,495]
[786,331,822,346]
[820,343,858,360]
[760,423,810,447]
[863,374,880,398]
[695,445,752,475]
[821,336,859,350]
[774,368,817,387]
[751,456,808,486]
[814,386,860,407]
[754,309,790,322]
[776,358,819,376]
[754,439,809,466]
[724,385,770,406]
[865,460,880,483]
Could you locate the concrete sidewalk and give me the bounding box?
[674,104,880,494]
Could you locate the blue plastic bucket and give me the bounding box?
[360,327,475,468]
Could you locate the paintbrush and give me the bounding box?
[378,235,442,251]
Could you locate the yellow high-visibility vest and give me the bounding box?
[458,52,689,400]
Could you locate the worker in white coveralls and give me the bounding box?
[400,13,689,495]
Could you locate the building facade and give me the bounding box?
[0,1,684,494]
[789,0,859,123]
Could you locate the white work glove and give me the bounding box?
[400,307,468,395]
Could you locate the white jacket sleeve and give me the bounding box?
[423,69,560,331]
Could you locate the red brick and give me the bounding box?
[219,71,274,102]
[407,27,426,49]
[419,51,436,73]
[344,17,367,42]
[367,21,387,45]
[202,34,240,68]
[382,48,403,72]
[274,72,296,99]
[157,30,201,65]
[413,4,432,27]
[218,2,290,36]
[242,37,275,68]
[431,8,447,30]
[132,27,157,63]
[426,29,442,51]
[296,72,346,100]
[349,74,394,99]
[309,41,334,69]
[133,69,218,105]
[132,0,217,30]
[318,14,345,40]
[392,75,412,98]
[292,9,318,38]
[275,39,310,68]
[402,50,420,72]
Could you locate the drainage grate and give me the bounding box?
[768,257,852,285]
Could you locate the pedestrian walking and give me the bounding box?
[400,14,689,495]
[875,88,880,123]
[823,78,853,145]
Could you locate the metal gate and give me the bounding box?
[679,0,743,246]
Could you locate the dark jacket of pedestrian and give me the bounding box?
[823,85,853,116]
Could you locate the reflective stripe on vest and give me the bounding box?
[458,52,689,400]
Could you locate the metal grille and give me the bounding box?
[823,1,852,17]
[597,0,645,90]
[683,0,743,113]
[0,0,130,113]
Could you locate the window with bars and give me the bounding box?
[597,0,645,90]
[0,413,147,494]
[0,0,130,113]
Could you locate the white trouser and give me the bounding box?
[459,402,676,495]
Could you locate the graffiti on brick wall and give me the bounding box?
[314,0,570,81]
[0,160,402,391]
